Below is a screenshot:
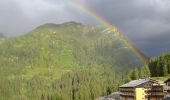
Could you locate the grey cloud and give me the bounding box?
[82,0,170,56]
[0,0,80,35]
[0,0,100,36]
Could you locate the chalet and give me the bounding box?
[164,78,170,86]
[164,78,170,99]
[119,78,164,100]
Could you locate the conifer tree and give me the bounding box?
[143,65,151,77]
[130,68,139,80]
[163,62,168,76]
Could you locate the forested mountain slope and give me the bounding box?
[0,22,144,100]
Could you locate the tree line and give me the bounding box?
[148,53,170,77]
[126,53,170,81]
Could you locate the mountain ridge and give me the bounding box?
[0,22,144,100]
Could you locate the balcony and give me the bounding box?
[148,92,164,96]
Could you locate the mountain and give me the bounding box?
[0,22,144,100]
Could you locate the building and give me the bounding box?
[164,78,170,86]
[119,78,165,100]
[164,78,170,100]
[96,78,170,100]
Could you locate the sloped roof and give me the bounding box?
[95,92,121,100]
[120,78,157,88]
[165,78,170,83]
[107,92,121,99]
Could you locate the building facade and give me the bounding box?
[95,78,170,100]
[164,78,170,86]
[164,78,170,99]
[120,78,165,100]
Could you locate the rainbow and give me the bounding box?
[66,0,146,63]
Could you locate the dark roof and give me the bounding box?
[120,78,158,88]
[107,92,121,99]
[164,78,170,83]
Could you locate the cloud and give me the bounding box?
[0,0,79,35]
[82,0,170,56]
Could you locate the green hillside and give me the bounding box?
[0,22,144,100]
[152,75,170,81]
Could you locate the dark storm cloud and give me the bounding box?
[82,0,170,57]
[0,0,169,56]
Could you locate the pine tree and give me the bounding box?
[139,68,144,78]
[128,69,133,80]
[163,62,168,76]
[144,65,151,77]
[130,68,139,80]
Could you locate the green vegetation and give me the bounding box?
[152,75,170,81]
[48,53,170,100]
[0,22,144,100]
[44,67,123,100]
[148,54,170,77]
[126,53,170,81]
[0,21,169,100]
[126,64,151,81]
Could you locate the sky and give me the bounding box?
[0,0,170,57]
